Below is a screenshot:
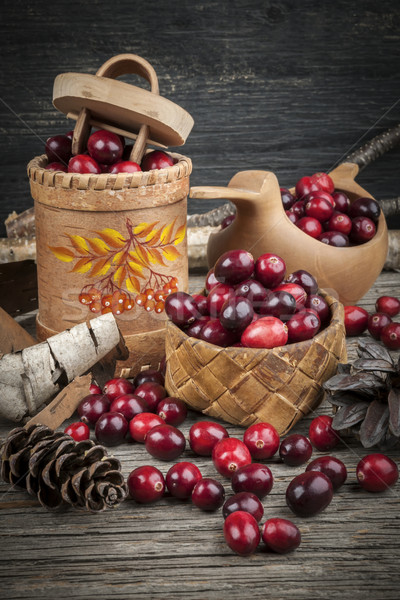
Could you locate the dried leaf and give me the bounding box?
[128,261,145,278]
[67,234,89,254]
[378,430,399,451]
[70,258,92,274]
[332,402,370,430]
[89,258,111,278]
[388,388,400,436]
[133,222,159,238]
[87,238,110,256]
[353,358,396,373]
[48,246,75,262]
[337,363,352,374]
[327,392,365,407]
[160,219,176,244]
[357,339,393,365]
[114,266,126,289]
[359,401,389,448]
[173,222,186,245]
[162,245,181,261]
[125,276,140,293]
[95,228,126,248]
[323,372,386,393]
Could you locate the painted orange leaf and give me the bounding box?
[114,266,126,288]
[134,245,151,266]
[87,237,110,256]
[173,222,186,245]
[112,250,125,264]
[162,245,181,261]
[96,228,126,248]
[148,247,166,266]
[145,225,165,245]
[160,218,176,245]
[128,261,145,278]
[133,222,159,237]
[67,234,89,254]
[125,276,140,293]
[70,257,92,274]
[89,257,111,277]
[48,246,75,262]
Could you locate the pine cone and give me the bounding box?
[323,339,400,449]
[0,424,128,512]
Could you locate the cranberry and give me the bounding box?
[223,492,264,522]
[157,397,188,426]
[344,305,369,336]
[255,253,286,288]
[109,394,148,421]
[258,291,296,321]
[280,187,296,210]
[205,268,219,292]
[304,294,330,326]
[134,382,166,412]
[223,511,260,556]
[65,130,74,140]
[231,463,273,499]
[64,421,90,441]
[241,316,288,348]
[318,230,349,247]
[235,279,268,311]
[349,197,381,223]
[68,154,101,174]
[87,130,123,164]
[286,210,298,224]
[108,160,141,173]
[129,412,164,443]
[286,311,320,343]
[310,172,334,194]
[380,322,400,350]
[133,368,165,388]
[286,471,333,517]
[166,462,202,499]
[375,295,400,317]
[128,465,165,503]
[295,176,321,199]
[368,312,392,340]
[89,382,102,395]
[189,421,229,456]
[356,453,398,492]
[309,415,340,451]
[212,437,252,478]
[186,316,210,339]
[243,422,280,459]
[273,282,307,309]
[103,377,135,400]
[77,394,111,425]
[287,269,318,296]
[145,424,186,461]
[305,197,334,222]
[292,200,306,218]
[45,134,72,164]
[207,283,236,317]
[332,191,350,213]
[306,456,347,490]
[328,212,352,235]
[191,478,225,511]
[261,518,301,554]
[220,214,236,229]
[350,216,376,244]
[165,291,200,327]
[200,318,239,347]
[279,434,312,466]
[95,412,128,446]
[220,296,254,331]
[305,190,335,208]
[297,216,323,239]
[45,161,68,172]
[214,249,255,285]
[141,150,174,171]
[192,293,209,316]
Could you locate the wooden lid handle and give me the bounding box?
[72,54,160,163]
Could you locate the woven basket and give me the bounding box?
[165,292,347,435]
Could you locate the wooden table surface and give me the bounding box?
[1,269,400,600]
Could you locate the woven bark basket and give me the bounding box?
[165,292,347,435]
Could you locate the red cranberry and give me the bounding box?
[65,130,74,140]
[141,150,174,171]
[368,312,392,340]
[189,421,229,456]
[380,322,400,350]
[212,437,252,478]
[223,492,264,522]
[191,478,225,511]
[186,316,210,339]
[133,368,165,388]
[304,294,330,326]
[165,291,200,327]
[305,197,334,222]
[95,412,128,446]
[297,216,323,238]
[318,230,349,246]
[45,161,68,172]
[200,318,239,347]
[87,130,123,165]
[207,283,236,317]
[231,463,273,499]
[306,456,347,490]
[332,191,350,213]
[145,424,186,461]
[68,154,101,174]
[344,305,369,336]
[64,421,90,441]
[103,377,135,400]
[220,214,236,229]
[89,382,102,395]
[292,200,306,218]
[109,394,148,421]
[287,269,318,295]
[305,190,335,207]
[223,511,260,556]
[258,291,296,321]
[166,462,202,499]
[234,279,268,311]
[273,282,307,309]
[350,216,376,244]
[286,471,333,517]
[295,176,321,199]
[286,311,320,343]
[241,316,288,348]
[328,212,352,235]
[108,160,141,173]
[279,434,312,466]
[77,394,111,425]
[128,465,165,503]
[349,197,381,223]
[309,415,340,451]
[134,382,167,412]
[205,268,219,292]
[310,172,334,194]
[286,210,298,224]
[214,249,255,285]
[192,293,209,316]
[243,422,280,459]
[356,453,398,492]
[255,253,286,288]
[129,412,164,443]
[375,295,400,317]
[45,134,72,164]
[157,397,188,426]
[280,187,296,210]
[220,296,254,331]
[261,518,301,554]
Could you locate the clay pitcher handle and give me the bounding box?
[72,54,159,164]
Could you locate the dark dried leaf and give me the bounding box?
[353,358,396,374]
[332,402,370,430]
[357,339,393,364]
[327,392,367,407]
[323,372,386,393]
[388,388,400,437]
[359,401,389,448]
[378,430,399,451]
[337,363,352,374]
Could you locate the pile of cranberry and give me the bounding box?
[344,295,400,349]
[43,129,175,174]
[64,370,399,557]
[164,249,330,348]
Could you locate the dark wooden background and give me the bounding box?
[0,0,399,237]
